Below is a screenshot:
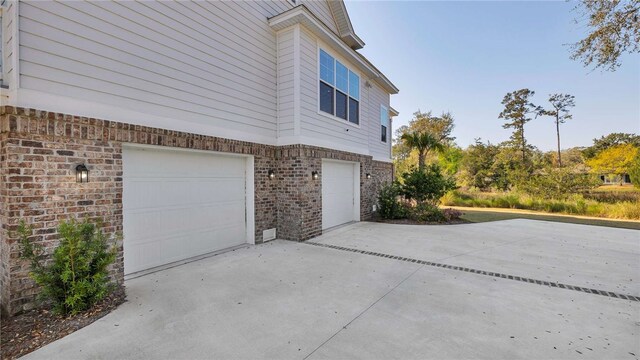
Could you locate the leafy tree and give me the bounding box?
[400,164,457,207]
[399,110,456,144]
[460,139,500,190]
[629,151,640,188]
[583,132,640,158]
[570,0,640,71]
[537,94,576,167]
[492,144,544,191]
[557,147,589,168]
[400,131,444,171]
[437,145,464,177]
[519,166,600,199]
[586,143,639,184]
[498,89,537,164]
[393,110,456,176]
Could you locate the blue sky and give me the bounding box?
[345,0,640,151]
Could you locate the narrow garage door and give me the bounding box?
[123,146,248,275]
[322,160,359,230]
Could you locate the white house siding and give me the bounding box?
[277,28,295,138]
[298,27,391,160]
[1,0,17,87]
[17,0,345,143]
[302,0,339,35]
[13,0,390,157]
[367,82,392,161]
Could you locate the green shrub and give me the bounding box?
[18,218,118,315]
[442,208,463,222]
[519,167,600,200]
[401,164,457,207]
[377,182,406,220]
[629,152,640,189]
[408,203,446,222]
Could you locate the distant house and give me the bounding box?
[599,174,632,185]
[0,0,399,315]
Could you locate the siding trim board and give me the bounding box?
[15,88,278,146]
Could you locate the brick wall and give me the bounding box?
[275,146,323,241]
[0,133,124,314]
[274,145,393,240]
[0,133,11,313]
[0,106,393,315]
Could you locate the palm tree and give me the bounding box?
[400,131,444,171]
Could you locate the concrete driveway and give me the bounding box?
[25,220,640,360]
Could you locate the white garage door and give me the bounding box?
[322,160,359,230]
[123,146,248,275]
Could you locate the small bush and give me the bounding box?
[18,218,118,315]
[442,208,463,222]
[408,203,445,223]
[377,182,406,220]
[401,165,457,207]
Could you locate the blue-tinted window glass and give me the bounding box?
[320,82,334,115]
[336,61,348,93]
[348,70,359,100]
[380,105,388,126]
[336,91,348,120]
[349,97,359,125]
[319,50,334,85]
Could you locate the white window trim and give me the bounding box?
[316,46,361,129]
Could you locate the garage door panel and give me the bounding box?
[126,178,245,210]
[125,149,245,178]
[123,146,248,275]
[125,200,245,238]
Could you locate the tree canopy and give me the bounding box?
[537,93,576,167]
[586,143,639,178]
[571,0,640,71]
[400,131,444,171]
[393,110,456,175]
[498,89,537,164]
[583,133,640,158]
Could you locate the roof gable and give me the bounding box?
[326,0,365,50]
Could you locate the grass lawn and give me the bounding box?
[456,207,640,230]
[592,185,638,192]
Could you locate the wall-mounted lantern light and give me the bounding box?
[311,171,319,180]
[76,164,89,183]
[366,173,371,179]
[268,169,275,180]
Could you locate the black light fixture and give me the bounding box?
[268,169,275,180]
[311,171,319,180]
[76,164,89,183]
[366,173,371,179]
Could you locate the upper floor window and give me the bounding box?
[319,49,360,125]
[380,105,389,142]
